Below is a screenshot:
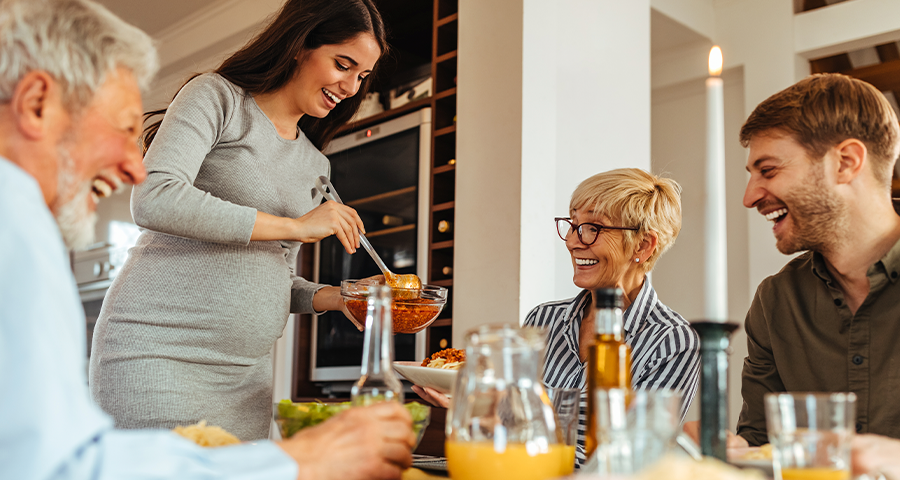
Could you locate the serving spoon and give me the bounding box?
[314,176,423,291]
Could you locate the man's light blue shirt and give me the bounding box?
[0,158,298,480]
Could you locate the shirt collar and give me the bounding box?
[810,225,900,286]
[566,277,655,334]
[623,277,655,334]
[564,289,592,355]
[877,235,900,284]
[565,289,592,327]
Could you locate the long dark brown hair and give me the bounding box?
[142,0,387,152]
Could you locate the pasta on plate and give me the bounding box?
[421,348,465,370]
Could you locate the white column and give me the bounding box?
[520,0,559,323]
[551,0,652,302]
[455,0,525,343]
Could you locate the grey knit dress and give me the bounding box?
[89,74,329,440]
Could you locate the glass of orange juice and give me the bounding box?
[765,392,856,480]
[590,388,680,475]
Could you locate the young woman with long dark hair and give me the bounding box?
[90,0,388,440]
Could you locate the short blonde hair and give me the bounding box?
[569,168,682,273]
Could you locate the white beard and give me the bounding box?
[52,145,97,250]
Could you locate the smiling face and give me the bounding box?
[566,210,637,291]
[51,67,146,248]
[743,131,847,254]
[288,33,380,118]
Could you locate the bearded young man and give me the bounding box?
[736,73,900,446]
[0,1,414,479]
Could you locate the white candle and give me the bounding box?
[705,46,728,321]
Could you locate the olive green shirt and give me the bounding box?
[737,205,900,446]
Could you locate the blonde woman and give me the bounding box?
[530,168,699,466]
[415,168,700,467]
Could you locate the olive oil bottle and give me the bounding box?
[584,288,632,458]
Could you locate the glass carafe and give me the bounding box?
[445,324,574,480]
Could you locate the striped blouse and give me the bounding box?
[524,278,700,467]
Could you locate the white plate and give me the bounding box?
[393,361,458,394]
[728,447,773,476]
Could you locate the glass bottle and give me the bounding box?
[351,285,404,406]
[584,287,632,457]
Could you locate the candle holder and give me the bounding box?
[692,321,740,461]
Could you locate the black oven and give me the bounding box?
[309,108,432,389]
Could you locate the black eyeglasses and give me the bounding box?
[555,217,639,245]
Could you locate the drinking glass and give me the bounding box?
[585,388,681,475]
[546,387,581,447]
[765,392,856,480]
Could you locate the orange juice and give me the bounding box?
[780,468,850,480]
[445,441,576,480]
[584,333,631,456]
[559,444,575,475]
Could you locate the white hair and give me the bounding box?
[0,0,158,111]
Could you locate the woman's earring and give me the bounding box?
[634,258,640,263]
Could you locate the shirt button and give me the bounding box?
[857,422,863,433]
[852,355,864,365]
[834,299,843,306]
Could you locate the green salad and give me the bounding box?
[276,400,431,439]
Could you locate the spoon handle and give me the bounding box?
[314,176,392,276]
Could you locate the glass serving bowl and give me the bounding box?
[273,400,431,449]
[341,279,448,334]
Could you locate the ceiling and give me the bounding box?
[651,9,707,54]
[795,0,853,14]
[96,0,216,36]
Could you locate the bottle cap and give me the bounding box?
[593,288,623,309]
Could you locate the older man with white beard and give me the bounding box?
[0,1,415,480]
[735,73,900,451]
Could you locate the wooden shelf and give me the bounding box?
[433,88,456,101]
[436,13,458,27]
[430,318,452,328]
[427,0,458,359]
[337,97,432,134]
[436,50,458,63]
[346,186,417,219]
[434,125,456,137]
[347,186,416,207]
[431,201,454,212]
[365,223,416,238]
[431,240,454,250]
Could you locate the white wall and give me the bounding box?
[454,0,652,345]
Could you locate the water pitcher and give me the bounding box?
[445,324,574,480]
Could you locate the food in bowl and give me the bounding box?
[421,347,465,370]
[172,420,241,447]
[341,279,447,334]
[275,400,431,446]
